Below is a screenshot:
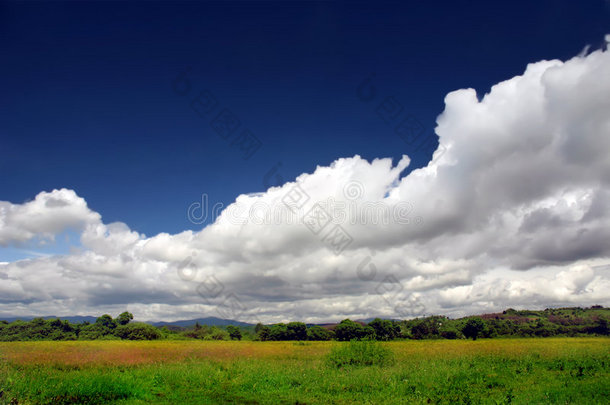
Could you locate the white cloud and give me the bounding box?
[0,189,101,246]
[1,45,609,322]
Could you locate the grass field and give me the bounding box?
[0,338,608,404]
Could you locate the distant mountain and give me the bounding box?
[0,314,253,327]
[151,317,253,328]
[0,315,98,324]
[309,320,369,330]
[2,306,605,328]
[306,318,396,329]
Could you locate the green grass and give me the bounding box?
[0,338,608,404]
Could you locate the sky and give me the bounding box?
[1,1,609,322]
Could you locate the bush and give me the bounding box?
[78,324,113,340]
[326,340,394,368]
[203,326,229,340]
[307,325,333,341]
[95,314,117,329]
[114,323,162,340]
[368,318,401,341]
[268,323,289,340]
[116,312,134,326]
[286,322,307,340]
[440,328,460,339]
[334,319,375,341]
[409,317,443,339]
[98,334,121,340]
[461,318,488,340]
[226,325,242,340]
[183,325,229,340]
[255,325,271,341]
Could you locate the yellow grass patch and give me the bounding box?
[0,338,607,367]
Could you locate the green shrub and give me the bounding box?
[326,340,394,368]
[114,322,162,340]
[78,323,114,340]
[307,325,333,341]
[334,319,375,341]
[204,326,229,340]
[440,326,461,339]
[97,334,121,340]
[461,318,488,340]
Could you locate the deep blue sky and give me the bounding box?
[2,0,609,238]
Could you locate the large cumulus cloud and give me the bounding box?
[1,45,609,322]
[0,188,101,246]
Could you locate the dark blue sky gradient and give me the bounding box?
[1,1,609,236]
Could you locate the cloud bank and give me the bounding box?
[1,46,609,322]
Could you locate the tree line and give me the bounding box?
[1,306,608,342]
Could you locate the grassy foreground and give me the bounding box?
[0,338,608,404]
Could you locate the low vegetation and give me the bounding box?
[326,339,395,368]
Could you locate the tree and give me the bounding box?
[440,324,461,339]
[410,319,432,339]
[114,322,161,340]
[184,323,206,339]
[95,314,116,330]
[592,317,609,335]
[368,318,400,341]
[269,323,288,340]
[79,323,113,340]
[334,319,375,341]
[254,323,265,334]
[116,312,134,326]
[256,325,271,341]
[461,318,487,340]
[226,325,242,340]
[287,322,308,340]
[307,325,333,341]
[205,326,229,340]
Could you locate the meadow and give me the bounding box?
[0,338,608,404]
